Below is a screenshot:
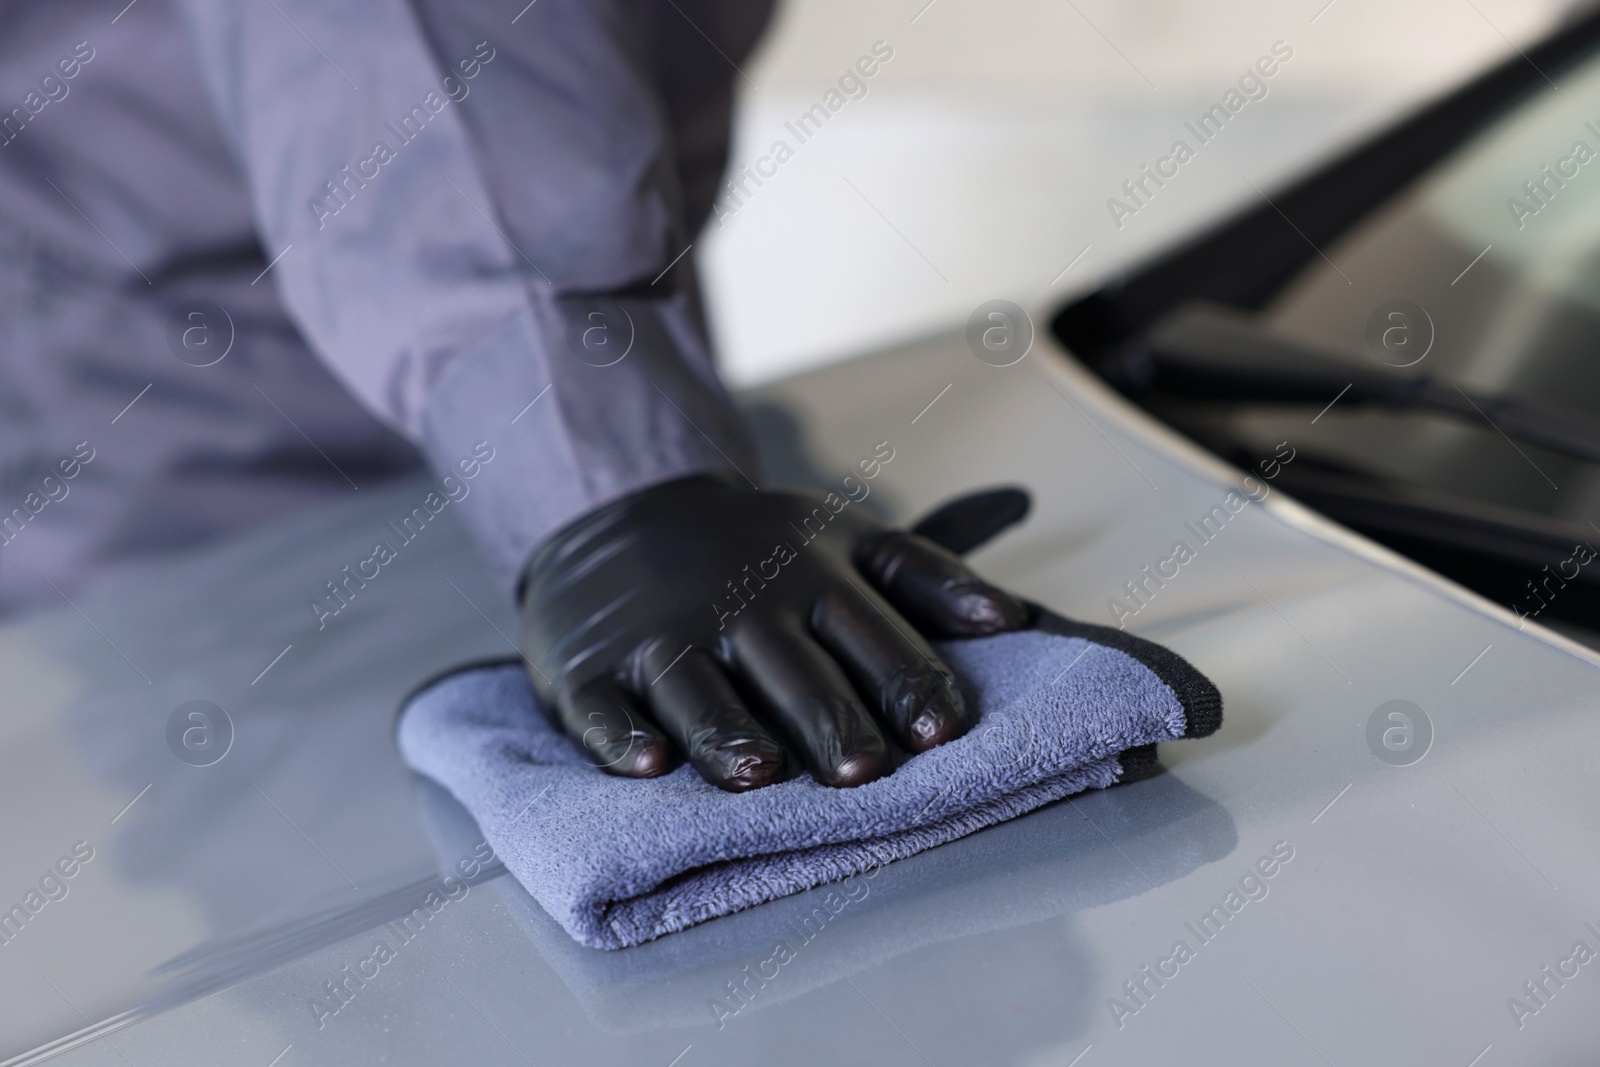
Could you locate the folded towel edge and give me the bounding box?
[1025,604,1223,739]
[583,748,1150,949]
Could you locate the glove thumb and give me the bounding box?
[909,486,1030,557]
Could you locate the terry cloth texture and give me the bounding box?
[395,608,1222,950]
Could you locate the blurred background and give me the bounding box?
[701,0,1584,385]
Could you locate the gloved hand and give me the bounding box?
[519,473,1032,791]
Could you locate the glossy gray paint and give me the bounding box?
[2,324,1597,1066]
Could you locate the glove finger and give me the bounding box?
[556,675,677,778]
[910,486,1031,556]
[857,529,1030,638]
[812,580,973,752]
[727,616,891,788]
[639,644,787,792]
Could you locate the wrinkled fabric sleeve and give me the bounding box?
[171,0,761,593]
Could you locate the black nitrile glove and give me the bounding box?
[518,474,1032,791]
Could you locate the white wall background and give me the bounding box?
[700,0,1587,385]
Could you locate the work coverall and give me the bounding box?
[0,0,769,613]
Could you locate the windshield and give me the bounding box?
[1256,50,1600,520]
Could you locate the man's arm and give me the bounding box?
[172,1,1035,794]
[172,0,760,590]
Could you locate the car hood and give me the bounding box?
[2,321,1597,1066]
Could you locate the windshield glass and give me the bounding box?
[1257,50,1600,520]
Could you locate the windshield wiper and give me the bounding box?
[1122,301,1600,466]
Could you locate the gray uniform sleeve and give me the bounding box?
[171,0,761,592]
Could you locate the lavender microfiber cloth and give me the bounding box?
[395,609,1221,950]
